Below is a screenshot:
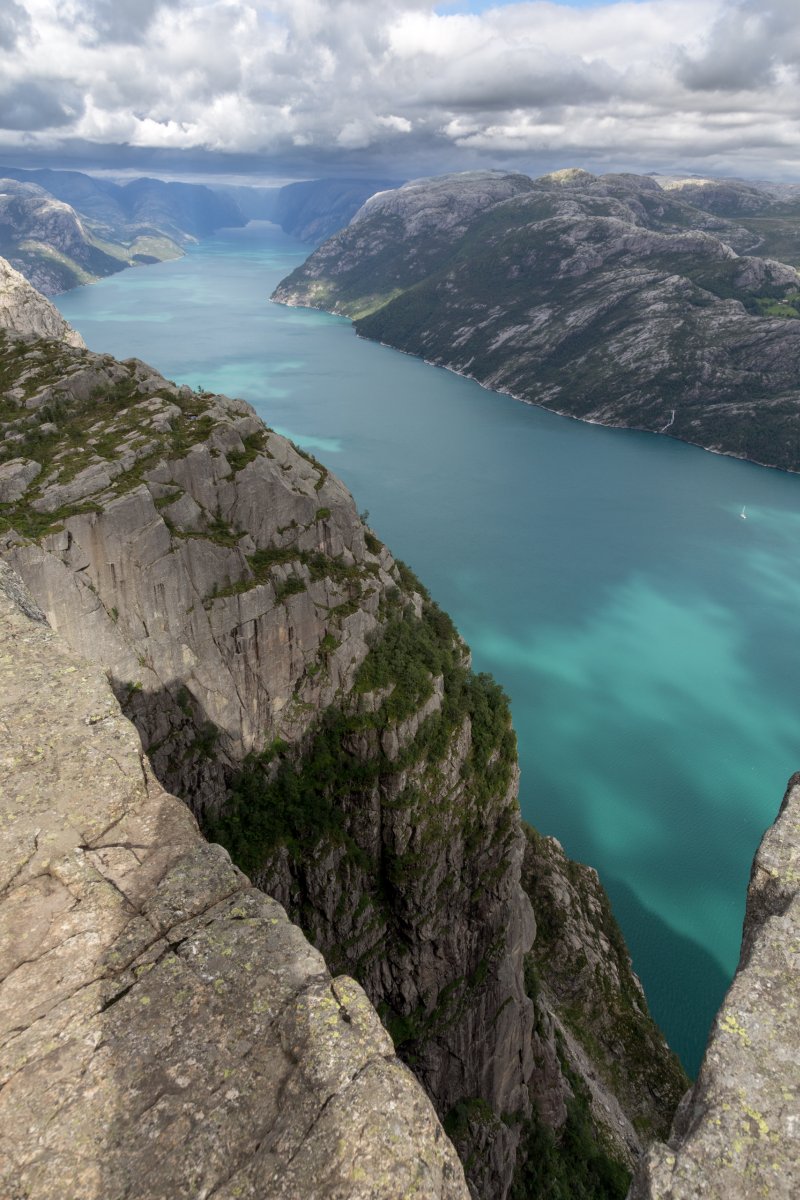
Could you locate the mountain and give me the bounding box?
[213,177,401,243]
[271,178,401,243]
[0,166,245,293]
[0,177,133,295]
[273,168,800,473]
[656,174,800,265]
[0,260,686,1199]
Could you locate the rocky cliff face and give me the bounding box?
[0,560,468,1200]
[629,775,800,1199]
[0,177,131,295]
[273,168,800,473]
[0,314,537,1197]
[0,257,85,348]
[0,265,686,1198]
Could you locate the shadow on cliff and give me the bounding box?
[113,677,235,825]
[602,875,731,1078]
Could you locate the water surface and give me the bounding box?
[59,222,800,1073]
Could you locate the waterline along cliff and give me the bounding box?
[0,259,796,1197]
[272,169,800,473]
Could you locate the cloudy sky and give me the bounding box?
[1,0,798,183]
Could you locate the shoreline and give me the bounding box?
[273,294,798,478]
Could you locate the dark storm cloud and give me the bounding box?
[3,2,800,183]
[0,82,85,132]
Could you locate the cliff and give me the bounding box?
[272,168,800,473]
[0,256,85,348]
[0,264,686,1198]
[629,776,800,1199]
[0,314,536,1197]
[0,560,468,1199]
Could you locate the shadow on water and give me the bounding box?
[603,875,732,1078]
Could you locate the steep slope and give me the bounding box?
[273,169,800,472]
[629,776,800,1199]
[0,263,687,1197]
[0,178,127,294]
[0,257,84,348]
[0,560,469,1200]
[0,167,245,293]
[271,178,402,243]
[0,322,536,1198]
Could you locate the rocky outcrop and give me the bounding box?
[628,777,800,1200]
[0,274,687,1197]
[0,560,468,1200]
[0,256,84,346]
[273,168,800,473]
[521,830,687,1169]
[0,320,537,1198]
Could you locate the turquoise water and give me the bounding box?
[58,222,800,1074]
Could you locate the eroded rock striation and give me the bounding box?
[629,777,800,1200]
[0,561,468,1200]
[273,168,800,472]
[0,303,538,1196]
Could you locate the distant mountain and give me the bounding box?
[655,174,800,266]
[0,178,131,295]
[212,177,400,244]
[212,183,281,223]
[0,167,245,294]
[270,178,401,243]
[274,168,800,473]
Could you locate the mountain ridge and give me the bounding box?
[273,168,800,473]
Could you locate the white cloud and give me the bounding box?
[2,1,800,179]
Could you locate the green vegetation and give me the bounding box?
[510,1077,631,1200]
[204,573,515,884]
[0,336,238,537]
[226,431,268,472]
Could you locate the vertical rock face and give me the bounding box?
[0,264,689,1198]
[521,830,687,1167]
[0,257,85,346]
[0,322,536,1197]
[628,776,800,1200]
[0,561,469,1200]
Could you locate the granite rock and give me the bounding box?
[0,561,468,1200]
[628,777,800,1199]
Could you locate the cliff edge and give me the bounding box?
[629,777,800,1199]
[0,260,687,1198]
[0,561,468,1199]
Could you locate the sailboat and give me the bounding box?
[740,505,747,520]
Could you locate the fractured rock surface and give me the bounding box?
[0,563,469,1200]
